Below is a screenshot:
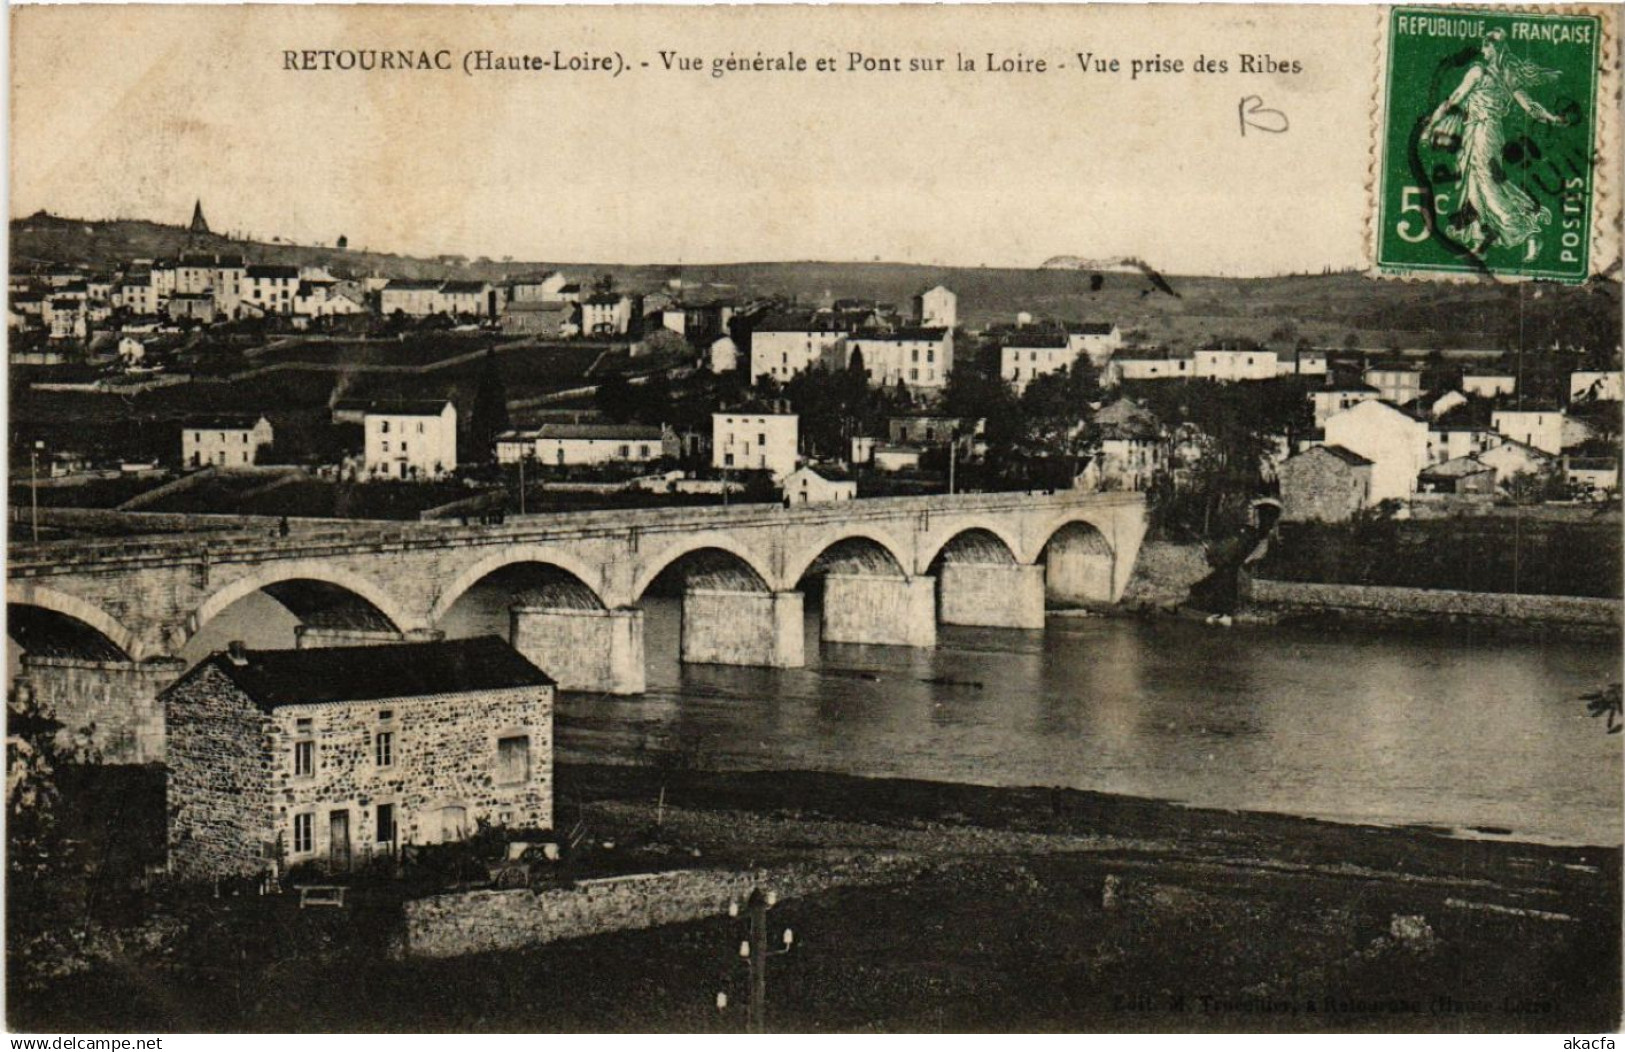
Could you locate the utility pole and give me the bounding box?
[718,887,793,1033]
[30,441,42,543]
[948,432,957,495]
[518,454,527,516]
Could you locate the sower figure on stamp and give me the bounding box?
[1422,28,1571,262]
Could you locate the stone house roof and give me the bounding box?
[172,636,553,712]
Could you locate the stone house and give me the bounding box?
[182,414,274,469]
[1277,444,1373,522]
[163,636,555,879]
[1323,399,1429,503]
[1417,456,1497,497]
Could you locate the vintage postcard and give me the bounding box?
[5,2,1622,1039]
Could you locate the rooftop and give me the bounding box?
[1419,455,1494,478]
[538,423,666,440]
[852,327,948,342]
[360,398,454,417]
[184,414,268,430]
[1308,444,1374,467]
[186,636,553,712]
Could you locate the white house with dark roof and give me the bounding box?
[243,265,299,315]
[844,327,952,390]
[362,399,457,480]
[912,285,957,329]
[496,423,676,466]
[749,311,849,383]
[182,414,274,469]
[1001,330,1075,394]
[162,636,555,878]
[1322,399,1429,503]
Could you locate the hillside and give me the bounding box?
[11,212,1622,350]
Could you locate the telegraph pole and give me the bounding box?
[718,887,794,1033]
[30,441,42,542]
[518,454,527,516]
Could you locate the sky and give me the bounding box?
[11,4,1378,274]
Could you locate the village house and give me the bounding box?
[1570,370,1623,404]
[1427,421,1501,465]
[379,278,443,316]
[581,293,635,336]
[1102,348,1195,386]
[149,260,177,307]
[783,464,857,504]
[887,414,982,456]
[508,271,570,303]
[1089,397,1165,492]
[1461,370,1516,399]
[1428,390,1468,420]
[182,414,274,469]
[1417,456,1498,498]
[167,291,216,324]
[1001,331,1074,394]
[439,280,497,319]
[749,312,849,383]
[707,335,740,374]
[1477,438,1556,487]
[1065,322,1124,369]
[712,409,798,478]
[509,423,677,467]
[363,399,457,480]
[1277,444,1374,523]
[163,637,555,879]
[44,297,86,340]
[1362,363,1424,406]
[1322,399,1429,503]
[500,300,576,338]
[1278,347,1330,377]
[844,327,952,390]
[243,265,299,315]
[1491,408,1566,455]
[115,273,156,316]
[871,444,924,473]
[913,285,957,329]
[1194,344,1279,382]
[1563,454,1620,498]
[1309,381,1380,429]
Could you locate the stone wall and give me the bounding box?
[265,684,554,864]
[18,654,185,764]
[400,855,922,959]
[1120,541,1211,609]
[1244,576,1622,629]
[165,663,278,879]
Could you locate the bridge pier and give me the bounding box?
[821,573,937,647]
[295,626,445,649]
[509,605,646,694]
[938,563,1046,629]
[16,654,186,764]
[1044,546,1118,605]
[681,588,805,668]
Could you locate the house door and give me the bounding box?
[329,810,351,870]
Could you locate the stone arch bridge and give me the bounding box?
[8,491,1146,760]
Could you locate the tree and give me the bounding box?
[593,273,617,295]
[469,349,510,462]
[595,373,635,423]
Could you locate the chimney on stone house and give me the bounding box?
[226,641,249,666]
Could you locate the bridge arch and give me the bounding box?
[6,582,142,660]
[1035,515,1117,606]
[187,561,413,642]
[782,528,911,586]
[922,526,1021,570]
[631,533,775,601]
[430,546,610,624]
[919,519,1025,570]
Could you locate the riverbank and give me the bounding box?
[14,763,1619,1033]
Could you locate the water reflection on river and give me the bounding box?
[556,599,1621,847]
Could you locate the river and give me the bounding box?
[182,589,1623,846]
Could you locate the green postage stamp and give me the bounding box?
[1376,6,1606,282]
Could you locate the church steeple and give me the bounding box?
[188,199,210,236]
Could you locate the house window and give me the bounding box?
[497,735,531,785]
[618,444,630,458]
[417,422,424,434]
[376,730,394,768]
[382,441,390,453]
[639,445,650,458]
[293,739,315,778]
[381,420,390,434]
[376,803,395,844]
[292,812,314,854]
